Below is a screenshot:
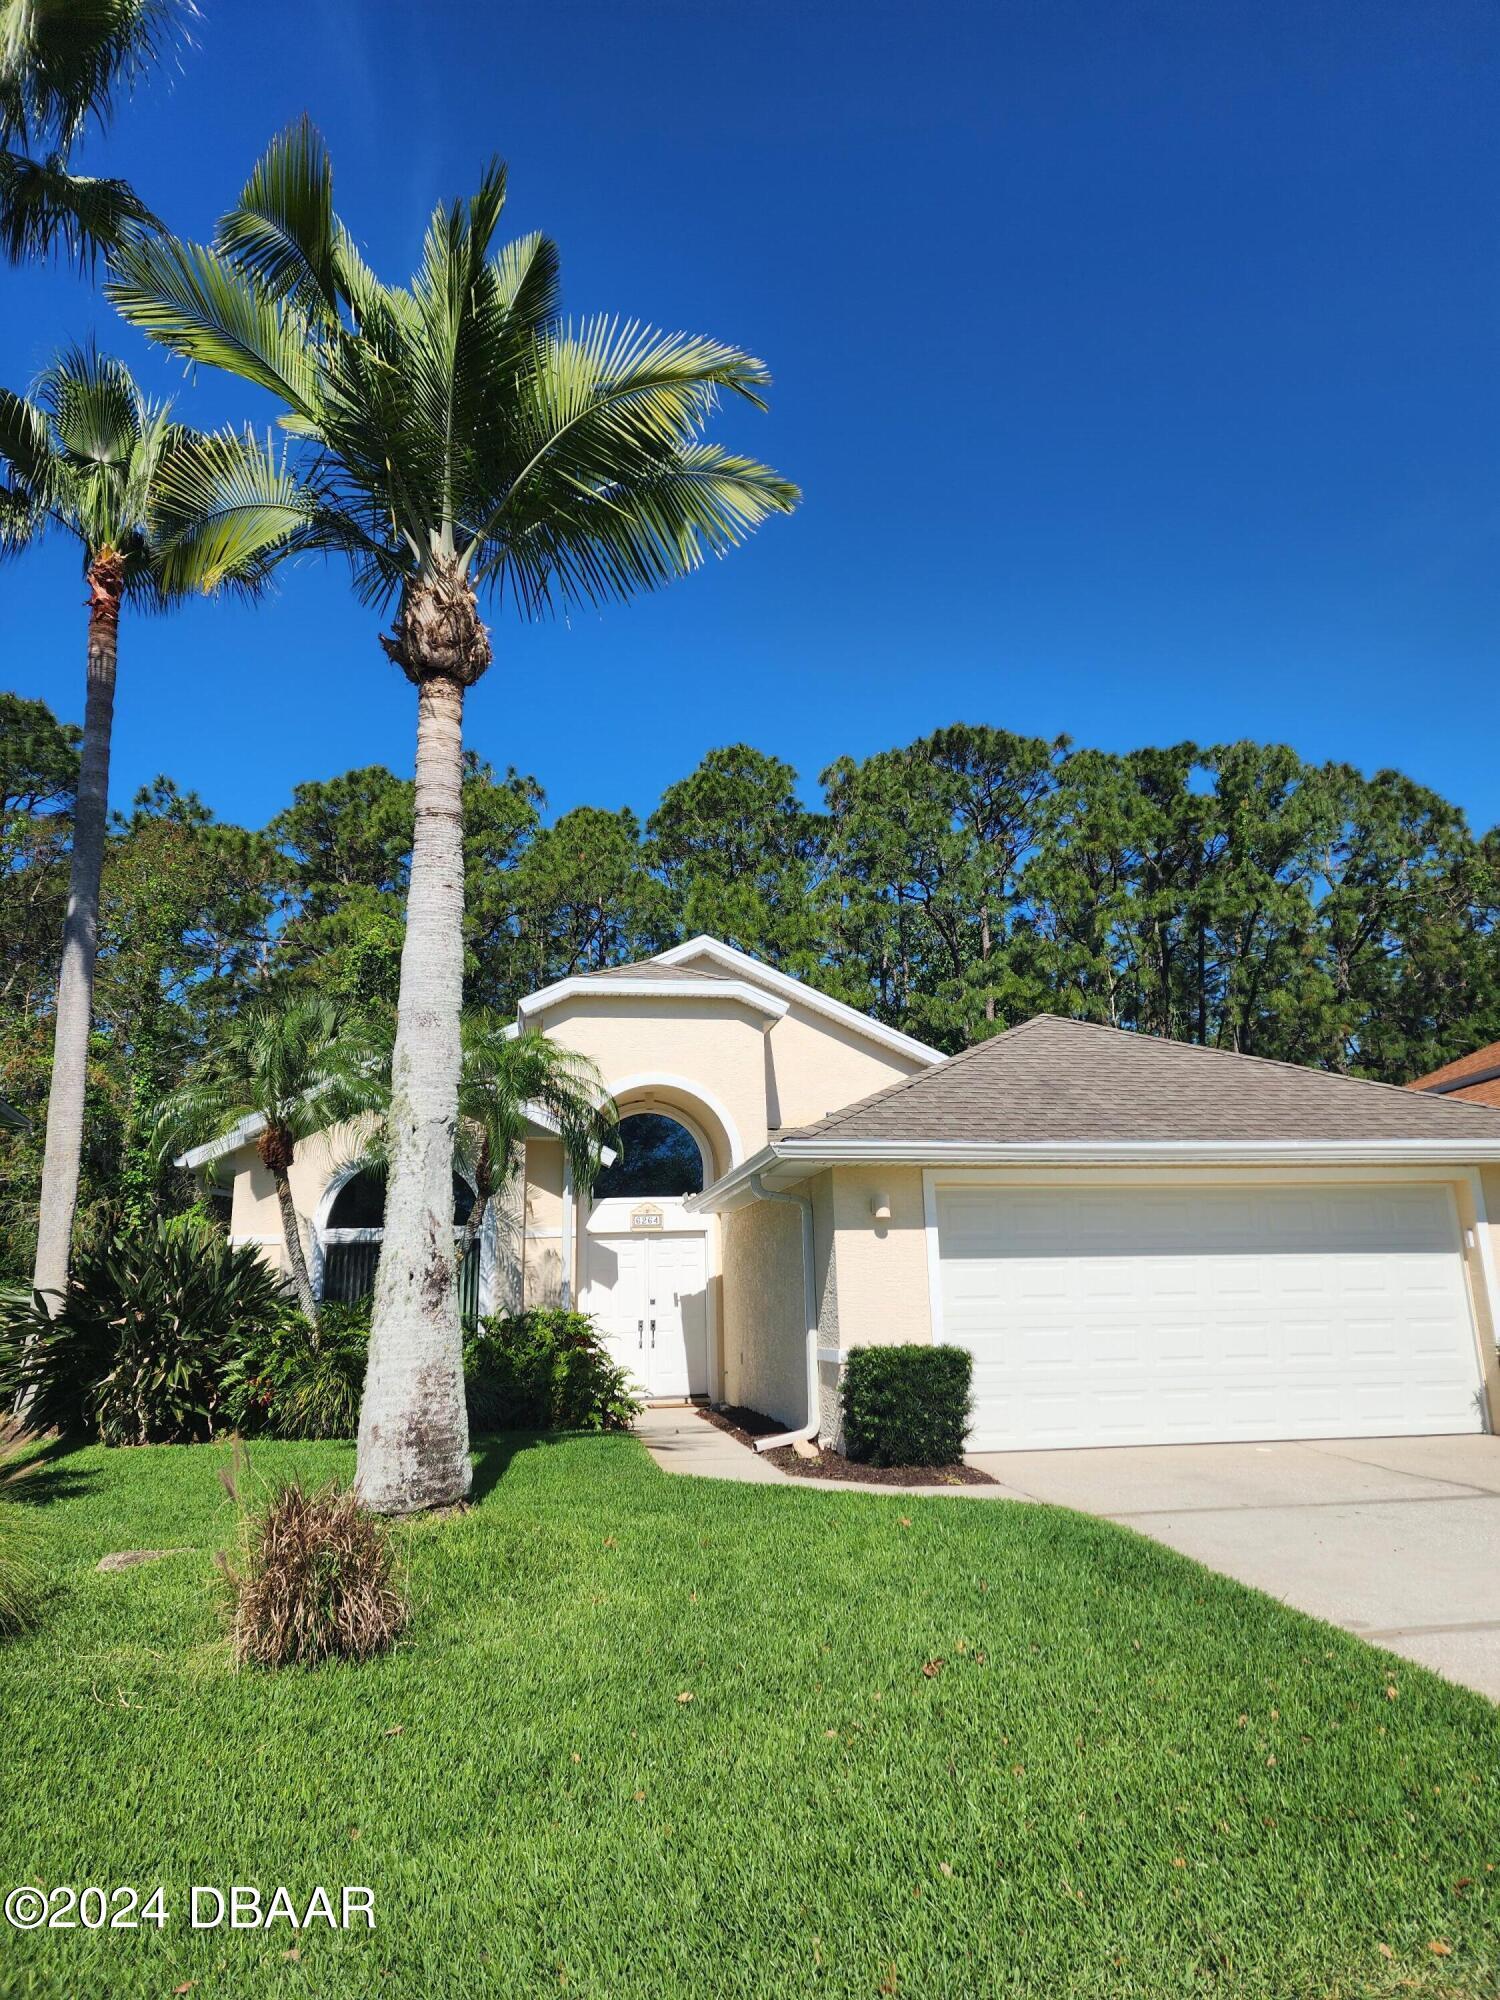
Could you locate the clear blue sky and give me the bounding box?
[2,0,1495,833]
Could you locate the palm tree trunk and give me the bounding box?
[30,555,124,1311]
[273,1172,319,1327]
[356,668,471,1512]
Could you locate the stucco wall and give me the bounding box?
[226,1119,377,1271]
[829,1164,935,1350]
[720,1196,808,1428]
[537,998,769,1170]
[668,946,928,1133]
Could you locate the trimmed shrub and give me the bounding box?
[841,1344,973,1466]
[465,1309,641,1433]
[224,1300,370,1441]
[0,1432,41,1636]
[217,1453,407,1669]
[0,1220,290,1443]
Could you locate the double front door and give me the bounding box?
[585,1231,708,1399]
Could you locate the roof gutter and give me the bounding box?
[689,1136,1500,1210]
[745,1171,821,1455]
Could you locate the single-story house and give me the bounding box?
[194,935,1500,1454]
[1409,1038,1500,1110]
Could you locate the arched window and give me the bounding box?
[592,1113,704,1200]
[326,1168,474,1230]
[321,1169,477,1313]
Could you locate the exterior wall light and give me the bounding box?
[871,1195,892,1223]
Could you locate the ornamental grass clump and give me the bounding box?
[218,1454,407,1670]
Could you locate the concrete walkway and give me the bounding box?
[635,1409,1500,1701]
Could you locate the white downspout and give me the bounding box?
[749,1171,821,1453]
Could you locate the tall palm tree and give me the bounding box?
[0,0,189,267]
[153,995,380,1327]
[0,346,291,1316]
[108,122,797,1513]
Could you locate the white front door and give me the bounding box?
[936,1180,1485,1451]
[584,1230,709,1399]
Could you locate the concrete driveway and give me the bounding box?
[969,1433,1500,1702]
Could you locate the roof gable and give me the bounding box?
[781,1015,1500,1147]
[652,937,944,1067]
[516,937,945,1068]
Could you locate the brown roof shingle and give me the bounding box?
[1407,1038,1500,1094]
[781,1016,1500,1146]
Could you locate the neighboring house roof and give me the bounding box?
[517,937,946,1068]
[690,1016,1500,1208]
[1407,1039,1500,1109]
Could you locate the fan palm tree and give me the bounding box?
[0,346,293,1318]
[0,0,189,267]
[153,996,381,1328]
[108,121,797,1513]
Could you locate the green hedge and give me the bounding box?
[465,1310,641,1433]
[840,1344,972,1466]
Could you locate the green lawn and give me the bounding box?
[1,1433,1497,2000]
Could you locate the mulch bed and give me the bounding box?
[698,1405,998,1487]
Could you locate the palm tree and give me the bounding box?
[0,0,189,267]
[108,122,797,1513]
[153,996,380,1327]
[0,346,291,1316]
[353,1014,615,1298]
[454,1018,614,1264]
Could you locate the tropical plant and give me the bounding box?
[357,1012,613,1264]
[0,0,189,267]
[153,995,380,1324]
[109,120,797,1512]
[217,1448,407,1669]
[464,1309,641,1434]
[222,1298,370,1442]
[0,1214,290,1443]
[0,348,293,1331]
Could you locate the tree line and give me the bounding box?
[6,699,1497,1277]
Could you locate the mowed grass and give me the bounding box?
[1,1434,1498,2000]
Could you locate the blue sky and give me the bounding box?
[2,0,1495,833]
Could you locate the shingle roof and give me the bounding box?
[1408,1038,1500,1096]
[780,1015,1500,1145]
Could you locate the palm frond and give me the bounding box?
[215,116,341,324]
[106,228,324,418]
[38,341,145,467]
[0,144,157,265]
[0,0,192,152]
[0,381,58,504]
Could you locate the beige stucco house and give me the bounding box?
[194,935,1500,1453]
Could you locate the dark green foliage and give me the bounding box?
[223,1301,371,1442]
[841,1343,973,1467]
[0,1431,41,1635]
[217,1453,407,1669]
[0,1219,289,1444]
[465,1309,641,1433]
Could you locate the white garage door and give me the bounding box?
[935,1182,1486,1451]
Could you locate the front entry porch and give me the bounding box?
[581,1201,710,1400]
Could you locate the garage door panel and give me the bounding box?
[937,1182,1484,1451]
